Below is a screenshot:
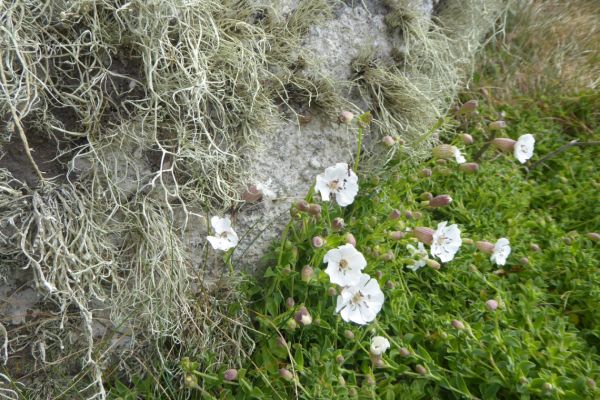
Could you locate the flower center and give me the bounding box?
[328,180,340,191]
[339,259,349,269]
[220,232,229,239]
[351,291,364,304]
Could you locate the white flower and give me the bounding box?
[452,147,466,164]
[324,244,367,286]
[315,163,359,207]
[406,242,428,271]
[430,221,462,263]
[370,336,391,356]
[336,274,384,325]
[490,238,511,266]
[206,216,238,251]
[514,134,535,164]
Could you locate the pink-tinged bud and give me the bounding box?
[420,192,434,201]
[382,135,395,147]
[586,232,600,242]
[345,233,357,247]
[301,265,314,282]
[426,259,441,270]
[451,320,465,330]
[312,236,325,248]
[432,144,456,159]
[459,100,478,114]
[463,238,474,245]
[223,369,238,381]
[520,257,529,265]
[294,306,312,327]
[242,185,262,203]
[327,286,337,296]
[489,120,507,131]
[413,227,434,245]
[332,217,345,231]
[492,137,516,152]
[399,347,411,357]
[420,168,432,177]
[279,368,294,381]
[428,195,453,208]
[493,268,506,276]
[530,243,541,252]
[405,211,414,220]
[385,281,395,289]
[563,237,573,245]
[308,203,321,216]
[389,209,402,220]
[344,330,355,340]
[382,251,395,261]
[374,358,385,368]
[388,231,405,240]
[435,159,448,165]
[460,133,474,145]
[339,111,354,124]
[415,364,427,375]
[375,270,383,279]
[335,354,345,364]
[459,163,479,173]
[365,375,376,386]
[476,240,495,254]
[485,299,499,311]
[286,297,295,309]
[413,211,423,219]
[296,199,309,212]
[586,378,597,389]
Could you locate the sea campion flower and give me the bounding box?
[370,336,391,356]
[315,163,359,207]
[324,244,367,286]
[430,221,462,263]
[335,274,385,325]
[514,134,535,163]
[406,242,428,271]
[206,216,238,251]
[452,147,466,164]
[490,238,511,266]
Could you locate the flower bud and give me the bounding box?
[286,297,295,309]
[426,259,441,270]
[413,227,435,245]
[223,368,238,381]
[349,387,358,397]
[459,100,478,114]
[459,163,479,173]
[382,135,395,147]
[242,185,262,203]
[463,238,474,245]
[451,319,465,330]
[381,251,395,261]
[492,137,516,152]
[420,168,432,177]
[184,374,198,388]
[282,265,292,274]
[289,206,300,218]
[327,286,337,296]
[520,257,529,265]
[365,375,376,386]
[489,120,507,131]
[586,232,600,242]
[389,209,402,220]
[336,354,345,364]
[399,347,411,357]
[413,211,423,219]
[415,364,427,375]
[563,236,573,245]
[435,158,448,165]
[286,318,297,330]
[476,240,495,254]
[530,243,541,252]
[308,203,321,216]
[586,378,597,389]
[301,265,314,282]
[345,233,357,247]
[388,231,405,240]
[312,236,325,248]
[385,280,395,289]
[485,299,498,311]
[432,144,456,160]
[294,306,313,327]
[339,111,354,124]
[373,358,385,368]
[296,199,309,212]
[542,382,553,392]
[338,375,346,386]
[420,192,434,201]
[344,330,355,340]
[375,270,383,279]
[332,217,345,231]
[428,195,453,208]
[405,211,414,220]
[433,166,452,176]
[460,133,474,145]
[279,368,294,381]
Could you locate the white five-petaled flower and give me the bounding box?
[324,244,367,286]
[315,163,359,207]
[452,147,466,164]
[406,242,428,271]
[514,134,535,164]
[336,274,385,325]
[490,238,511,266]
[430,221,462,263]
[370,336,391,356]
[206,216,239,251]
